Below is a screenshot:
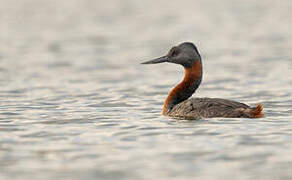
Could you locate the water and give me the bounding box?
[1,0,292,179]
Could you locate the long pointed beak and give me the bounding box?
[141,56,169,64]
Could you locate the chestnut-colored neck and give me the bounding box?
[162,60,202,115]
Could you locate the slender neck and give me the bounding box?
[162,60,202,115]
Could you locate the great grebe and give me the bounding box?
[142,42,263,119]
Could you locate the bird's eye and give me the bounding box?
[170,48,179,57]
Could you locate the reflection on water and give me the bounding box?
[1,0,292,179]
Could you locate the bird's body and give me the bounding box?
[142,42,263,119]
[165,98,263,119]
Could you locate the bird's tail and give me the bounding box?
[250,103,264,118]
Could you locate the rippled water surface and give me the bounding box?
[1,0,292,179]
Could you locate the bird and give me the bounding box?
[141,42,263,119]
